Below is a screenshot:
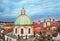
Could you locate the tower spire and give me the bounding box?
[21,8,25,15]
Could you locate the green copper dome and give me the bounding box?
[14,15,32,26]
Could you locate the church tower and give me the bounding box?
[43,19,47,28]
[46,16,51,26]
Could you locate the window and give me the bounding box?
[28,28,31,34]
[15,28,17,33]
[7,38,8,41]
[10,39,11,41]
[7,38,11,41]
[21,29,24,34]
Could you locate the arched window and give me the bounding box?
[10,39,11,41]
[7,38,8,41]
[15,28,17,33]
[28,28,31,34]
[21,29,24,34]
[7,38,11,41]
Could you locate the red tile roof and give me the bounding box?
[33,22,60,33]
[3,29,13,34]
[33,22,43,32]
[0,36,4,39]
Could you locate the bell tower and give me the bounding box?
[46,16,51,26]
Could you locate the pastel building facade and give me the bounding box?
[5,8,34,41]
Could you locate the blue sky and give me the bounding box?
[0,0,60,22]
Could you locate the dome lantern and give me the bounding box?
[21,8,25,15]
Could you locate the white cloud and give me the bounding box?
[10,0,60,16]
[0,0,60,21]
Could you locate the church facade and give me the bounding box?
[5,8,34,41]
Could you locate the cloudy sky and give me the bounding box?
[0,0,60,22]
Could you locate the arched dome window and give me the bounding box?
[28,28,31,34]
[21,29,24,34]
[15,28,17,33]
